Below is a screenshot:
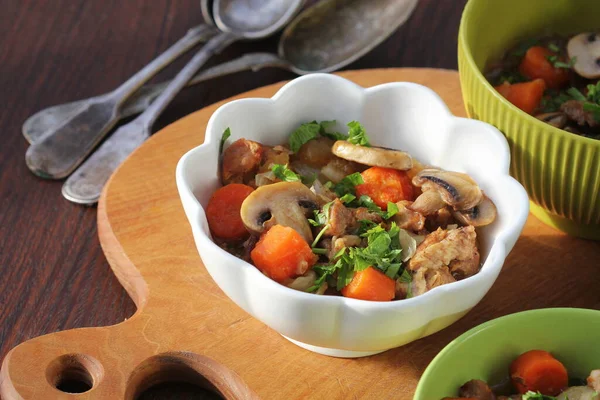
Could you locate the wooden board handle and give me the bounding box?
[0,323,258,399]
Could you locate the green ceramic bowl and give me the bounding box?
[414,308,600,399]
[458,0,600,240]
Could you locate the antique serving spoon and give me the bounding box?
[24,0,418,146]
[24,24,219,179]
[61,0,304,204]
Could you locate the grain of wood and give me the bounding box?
[2,69,599,400]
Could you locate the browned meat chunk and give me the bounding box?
[408,226,480,279]
[411,267,456,297]
[222,138,264,184]
[561,100,599,127]
[353,207,383,224]
[325,199,355,236]
[458,379,495,400]
[392,200,425,232]
[258,145,291,173]
[425,206,457,231]
[329,235,362,259]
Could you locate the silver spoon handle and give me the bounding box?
[62,32,238,204]
[137,31,238,129]
[124,53,289,116]
[112,24,218,101]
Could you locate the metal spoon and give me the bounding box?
[201,0,216,27]
[24,24,219,179]
[25,0,419,145]
[62,0,304,204]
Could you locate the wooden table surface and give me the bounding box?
[0,1,467,398]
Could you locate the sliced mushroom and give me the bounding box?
[412,169,483,211]
[535,112,568,129]
[240,182,318,243]
[409,189,446,216]
[453,195,497,227]
[331,141,413,170]
[567,32,600,79]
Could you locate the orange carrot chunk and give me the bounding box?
[206,184,254,241]
[494,79,546,115]
[519,46,570,89]
[510,350,568,396]
[251,225,318,283]
[355,167,414,209]
[341,266,395,301]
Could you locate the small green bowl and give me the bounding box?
[458,0,600,240]
[414,308,600,399]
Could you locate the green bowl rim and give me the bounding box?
[414,307,600,399]
[458,0,600,148]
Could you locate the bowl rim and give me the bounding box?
[176,73,529,312]
[458,0,600,148]
[414,307,600,399]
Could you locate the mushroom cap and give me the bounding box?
[453,195,497,227]
[567,32,600,79]
[240,181,318,243]
[331,141,413,170]
[412,169,483,211]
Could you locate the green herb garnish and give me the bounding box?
[219,127,231,154]
[319,120,348,140]
[347,121,371,146]
[567,87,586,101]
[548,43,560,52]
[522,391,557,400]
[309,222,408,291]
[331,173,364,198]
[546,55,577,69]
[288,122,321,152]
[271,164,301,182]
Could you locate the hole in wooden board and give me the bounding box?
[125,352,256,400]
[46,353,104,394]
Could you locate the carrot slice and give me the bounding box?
[251,225,318,283]
[519,46,570,89]
[510,350,568,396]
[494,79,546,115]
[206,184,254,241]
[355,167,414,209]
[341,266,395,301]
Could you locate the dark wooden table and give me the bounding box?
[0,0,466,398]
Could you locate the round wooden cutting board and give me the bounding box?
[2,69,599,400]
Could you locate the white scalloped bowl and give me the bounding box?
[176,74,529,358]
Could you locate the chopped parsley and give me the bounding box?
[546,55,577,69]
[308,222,408,292]
[331,172,364,198]
[288,120,372,153]
[219,127,231,154]
[288,122,321,152]
[347,121,371,146]
[521,391,557,400]
[547,43,560,52]
[319,120,348,141]
[271,164,301,182]
[567,87,586,101]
